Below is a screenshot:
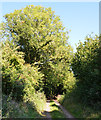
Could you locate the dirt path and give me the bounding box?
[43,100,52,120]
[43,100,77,120]
[53,100,77,120]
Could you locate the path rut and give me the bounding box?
[53,100,77,120]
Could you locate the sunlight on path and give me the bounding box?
[43,100,52,120]
[44,100,51,112]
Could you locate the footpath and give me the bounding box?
[43,100,77,120]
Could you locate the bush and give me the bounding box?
[71,34,101,105]
[1,40,46,114]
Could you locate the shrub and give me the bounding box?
[1,40,46,114]
[71,34,101,105]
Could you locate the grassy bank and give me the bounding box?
[2,94,42,118]
[57,94,101,119]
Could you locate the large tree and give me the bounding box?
[1,5,74,98]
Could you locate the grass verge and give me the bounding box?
[57,94,101,119]
[2,94,41,118]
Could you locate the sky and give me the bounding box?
[1,2,99,52]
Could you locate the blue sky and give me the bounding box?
[1,2,99,52]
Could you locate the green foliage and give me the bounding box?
[1,40,46,114]
[2,4,100,118]
[2,40,25,100]
[71,34,101,105]
[3,5,69,64]
[24,91,46,114]
[59,93,101,119]
[1,5,74,98]
[2,94,41,118]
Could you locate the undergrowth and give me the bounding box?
[2,94,41,118]
[57,93,101,119]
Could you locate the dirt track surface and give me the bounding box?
[43,100,52,120]
[53,100,77,120]
[43,100,77,120]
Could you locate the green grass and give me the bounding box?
[2,94,41,118]
[49,100,66,118]
[57,94,101,119]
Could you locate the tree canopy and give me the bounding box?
[1,5,75,102]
